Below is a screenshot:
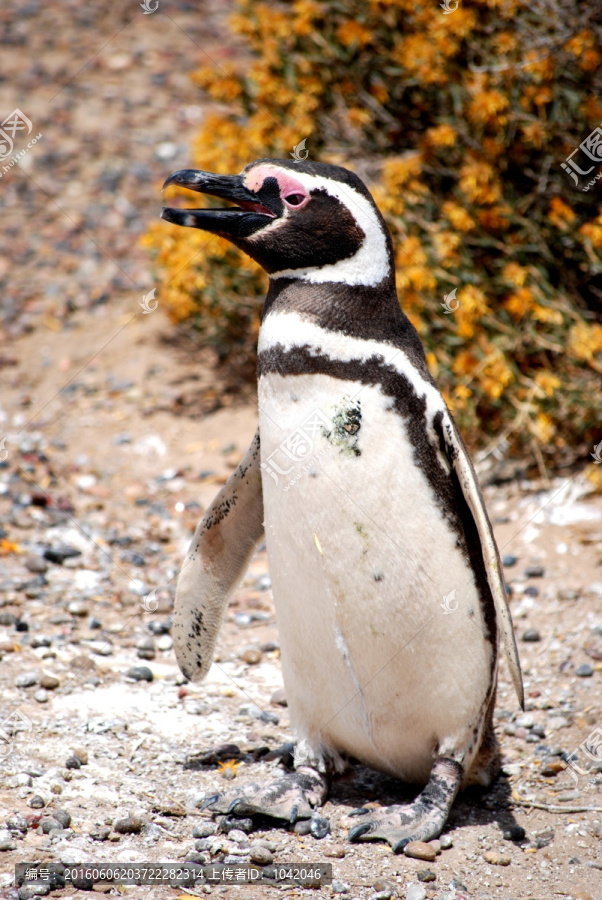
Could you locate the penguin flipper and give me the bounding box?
[439,415,524,709]
[173,429,264,682]
[348,756,462,853]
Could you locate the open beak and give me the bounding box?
[160,169,276,238]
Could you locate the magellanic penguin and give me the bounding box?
[161,159,523,852]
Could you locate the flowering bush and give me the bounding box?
[143,0,602,459]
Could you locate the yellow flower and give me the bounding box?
[535,371,561,398]
[424,124,457,148]
[504,287,533,319]
[458,160,502,205]
[548,197,576,229]
[502,262,528,287]
[531,412,556,443]
[532,303,563,325]
[336,20,373,48]
[521,122,546,148]
[442,201,475,232]
[568,321,602,361]
[467,90,509,126]
[433,230,461,262]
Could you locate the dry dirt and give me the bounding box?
[0,3,601,900]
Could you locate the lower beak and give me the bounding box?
[160,169,275,238]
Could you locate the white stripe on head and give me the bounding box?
[244,164,391,287]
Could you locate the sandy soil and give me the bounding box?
[0,2,601,900]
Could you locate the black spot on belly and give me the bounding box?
[373,571,385,582]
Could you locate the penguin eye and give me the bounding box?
[284,193,306,207]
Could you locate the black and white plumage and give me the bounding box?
[161,159,523,851]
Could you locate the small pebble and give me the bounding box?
[325,843,346,858]
[516,713,534,728]
[524,585,539,597]
[249,844,273,864]
[185,851,208,864]
[227,828,249,845]
[89,640,113,656]
[540,759,565,776]
[483,851,511,865]
[503,824,525,841]
[125,666,153,682]
[270,687,287,707]
[113,814,143,834]
[27,795,46,809]
[406,885,426,900]
[192,822,217,839]
[403,841,437,861]
[19,886,51,899]
[439,834,453,849]
[575,663,594,677]
[25,555,48,574]
[6,813,27,833]
[88,616,102,629]
[72,747,88,764]
[15,671,38,688]
[30,635,52,648]
[90,826,111,841]
[331,882,350,895]
[67,601,88,617]
[416,869,436,882]
[157,634,173,651]
[34,688,48,703]
[558,588,579,600]
[240,645,262,665]
[502,554,517,567]
[522,628,541,642]
[65,756,81,769]
[52,811,71,829]
[524,564,544,578]
[44,545,82,565]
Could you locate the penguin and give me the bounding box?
[160,159,523,852]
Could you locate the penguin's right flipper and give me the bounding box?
[202,766,329,825]
[172,429,264,682]
[348,756,462,853]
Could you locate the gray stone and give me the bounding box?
[19,885,51,899]
[576,663,594,677]
[522,628,541,642]
[192,821,217,838]
[25,555,48,574]
[125,666,153,682]
[406,885,426,900]
[15,671,38,688]
[249,843,273,864]
[332,882,350,895]
[34,688,49,703]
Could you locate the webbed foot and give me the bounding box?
[348,756,462,853]
[203,765,329,824]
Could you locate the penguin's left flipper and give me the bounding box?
[203,766,329,824]
[348,756,462,853]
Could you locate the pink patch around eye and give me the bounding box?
[244,165,308,202]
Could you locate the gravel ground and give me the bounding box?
[0,3,601,900]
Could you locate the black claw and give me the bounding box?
[393,837,411,854]
[227,799,246,815]
[310,815,330,839]
[348,807,370,817]
[348,822,372,842]
[201,793,221,811]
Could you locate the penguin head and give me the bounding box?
[161,159,394,287]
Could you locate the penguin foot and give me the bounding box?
[348,756,463,853]
[202,766,329,824]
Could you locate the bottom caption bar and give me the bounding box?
[16,862,333,887]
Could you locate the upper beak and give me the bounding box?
[160,169,276,238]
